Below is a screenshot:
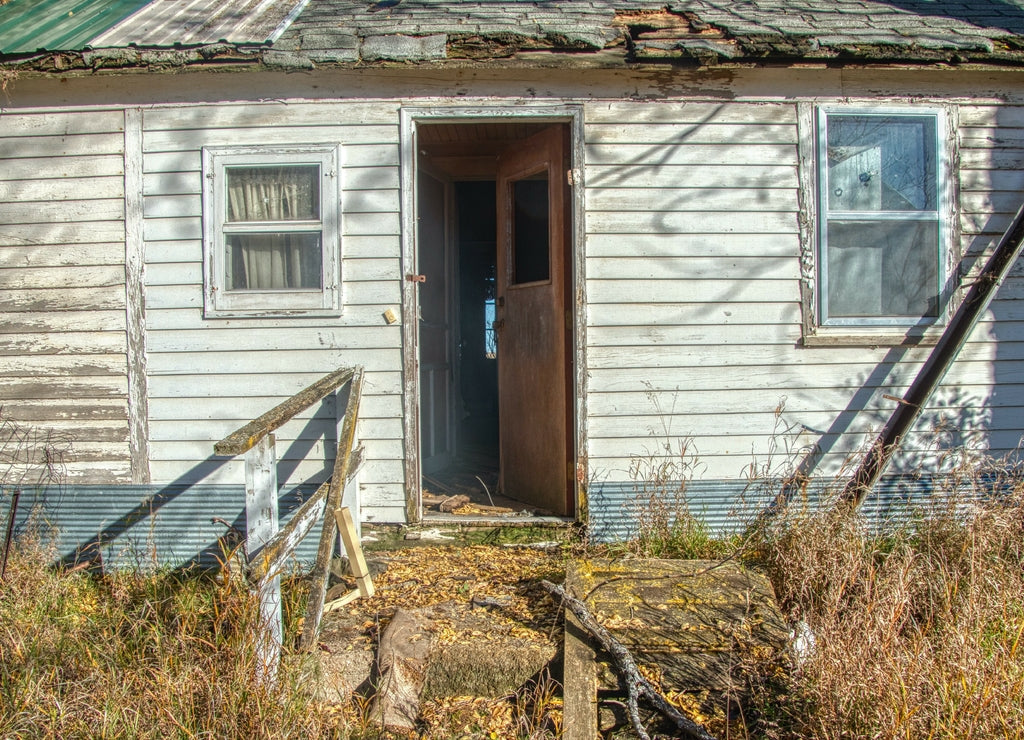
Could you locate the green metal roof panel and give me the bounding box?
[0,0,151,54]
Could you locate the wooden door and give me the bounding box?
[417,170,454,475]
[495,126,572,516]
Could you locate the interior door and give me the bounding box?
[418,170,454,475]
[495,126,572,515]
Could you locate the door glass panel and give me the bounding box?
[512,172,549,284]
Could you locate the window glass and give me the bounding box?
[512,172,550,284]
[826,220,939,318]
[226,233,322,291]
[225,166,320,221]
[820,111,942,326]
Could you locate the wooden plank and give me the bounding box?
[585,341,1000,370]
[149,371,400,398]
[586,384,1006,418]
[584,101,797,124]
[585,210,796,234]
[959,169,1024,192]
[142,125,397,153]
[0,176,123,202]
[588,358,1019,391]
[0,222,125,245]
[0,286,125,312]
[244,435,281,683]
[0,154,124,181]
[562,566,599,740]
[146,326,401,354]
[584,163,797,190]
[587,321,801,347]
[0,111,124,137]
[588,301,800,327]
[0,243,124,268]
[585,187,798,212]
[0,377,128,399]
[3,199,124,224]
[343,212,402,236]
[250,480,330,583]
[586,232,799,258]
[143,101,399,130]
[145,302,400,330]
[144,255,398,287]
[335,506,374,599]
[125,106,150,486]
[0,399,127,421]
[585,143,796,166]
[0,353,126,376]
[0,265,124,291]
[214,366,357,456]
[143,347,399,376]
[300,369,364,651]
[0,331,127,356]
[587,278,799,305]
[585,122,796,145]
[587,255,799,281]
[0,310,126,333]
[0,133,124,159]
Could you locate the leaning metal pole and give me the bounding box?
[842,200,1024,507]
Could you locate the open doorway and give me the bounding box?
[414,120,574,518]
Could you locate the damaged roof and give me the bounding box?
[4,0,1024,69]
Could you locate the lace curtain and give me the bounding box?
[226,166,320,290]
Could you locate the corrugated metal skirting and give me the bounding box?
[585,474,990,543]
[1,484,326,570]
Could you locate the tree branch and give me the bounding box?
[541,580,716,740]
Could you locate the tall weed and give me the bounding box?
[749,453,1024,739]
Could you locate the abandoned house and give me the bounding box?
[1,0,1023,564]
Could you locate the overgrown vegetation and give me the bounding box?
[3,402,1023,737]
[0,531,352,738]
[746,453,1024,739]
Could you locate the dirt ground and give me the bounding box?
[307,542,568,737]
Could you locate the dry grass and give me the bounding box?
[0,530,360,739]
[747,453,1024,740]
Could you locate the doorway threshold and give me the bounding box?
[422,511,573,527]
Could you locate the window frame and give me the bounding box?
[800,104,957,345]
[201,144,341,318]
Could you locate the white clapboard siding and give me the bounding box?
[0,110,131,483]
[0,243,124,268]
[140,100,408,521]
[586,233,800,258]
[585,164,798,190]
[0,286,126,312]
[580,98,1024,489]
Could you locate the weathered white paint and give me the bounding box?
[0,110,132,483]
[1,69,1023,520]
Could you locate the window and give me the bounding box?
[817,109,946,328]
[202,145,340,317]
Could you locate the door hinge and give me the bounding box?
[406,274,427,283]
[566,169,574,186]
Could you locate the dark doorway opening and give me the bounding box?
[415,121,573,519]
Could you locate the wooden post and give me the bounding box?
[245,433,281,683]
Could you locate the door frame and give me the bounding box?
[399,104,587,523]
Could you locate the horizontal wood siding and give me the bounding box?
[0,110,131,483]
[582,100,1019,485]
[141,102,406,520]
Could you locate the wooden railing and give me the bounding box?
[214,365,366,682]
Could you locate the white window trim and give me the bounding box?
[202,144,342,318]
[797,102,959,346]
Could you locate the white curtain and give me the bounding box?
[226,167,316,290]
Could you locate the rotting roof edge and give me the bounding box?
[5,32,1024,74]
